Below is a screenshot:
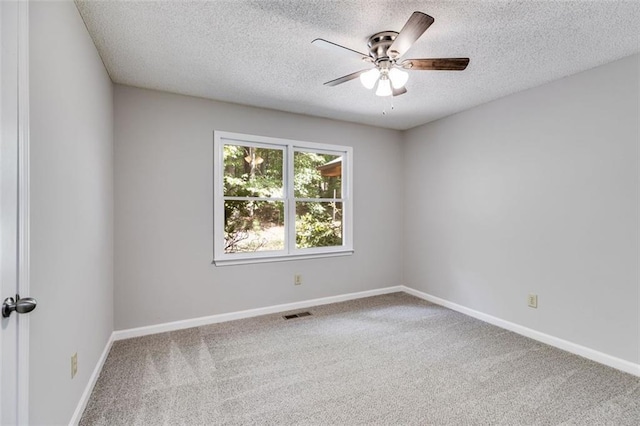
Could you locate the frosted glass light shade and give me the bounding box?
[375,77,392,97]
[359,68,380,89]
[389,68,409,89]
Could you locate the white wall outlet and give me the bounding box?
[527,294,538,308]
[71,353,78,378]
[294,274,302,285]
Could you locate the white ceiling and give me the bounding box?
[75,0,640,130]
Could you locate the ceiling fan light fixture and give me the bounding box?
[375,76,392,97]
[389,68,409,89]
[360,68,380,89]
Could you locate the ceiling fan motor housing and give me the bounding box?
[367,31,399,63]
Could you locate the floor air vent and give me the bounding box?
[283,311,312,320]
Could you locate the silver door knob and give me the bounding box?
[2,295,37,318]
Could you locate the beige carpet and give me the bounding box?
[80,292,640,425]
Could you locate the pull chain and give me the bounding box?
[382,95,395,115]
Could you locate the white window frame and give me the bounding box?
[213,131,353,266]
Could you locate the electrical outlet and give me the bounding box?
[71,353,78,379]
[294,274,302,285]
[527,294,538,308]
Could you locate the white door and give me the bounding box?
[1,1,31,424]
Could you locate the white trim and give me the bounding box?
[213,131,224,258]
[215,131,348,153]
[212,249,354,266]
[213,130,354,265]
[294,197,343,203]
[68,333,115,426]
[340,144,353,253]
[114,286,403,340]
[224,196,286,202]
[16,0,30,423]
[401,285,640,377]
[286,142,294,252]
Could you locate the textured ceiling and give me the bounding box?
[75,0,640,130]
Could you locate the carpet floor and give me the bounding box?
[80,292,640,425]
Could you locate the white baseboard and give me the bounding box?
[69,332,115,426]
[401,285,640,377]
[113,286,404,341]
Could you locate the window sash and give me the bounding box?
[214,131,353,265]
[224,196,285,202]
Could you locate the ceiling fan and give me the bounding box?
[312,11,469,97]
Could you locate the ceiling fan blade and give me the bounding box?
[392,86,407,96]
[312,38,371,62]
[388,12,434,59]
[401,58,470,71]
[323,69,369,87]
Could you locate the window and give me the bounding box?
[213,131,353,266]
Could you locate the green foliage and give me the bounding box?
[223,145,283,198]
[296,209,342,248]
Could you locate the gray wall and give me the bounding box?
[403,54,639,364]
[114,86,404,330]
[29,1,114,423]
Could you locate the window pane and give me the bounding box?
[294,151,342,199]
[295,202,343,248]
[225,200,285,253]
[224,145,283,198]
